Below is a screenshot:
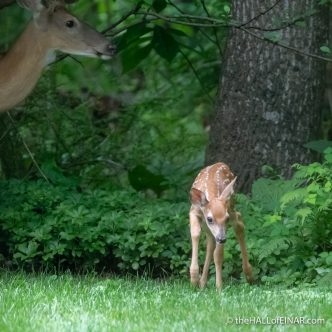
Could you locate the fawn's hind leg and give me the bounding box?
[230,211,253,283]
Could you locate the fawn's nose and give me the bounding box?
[216,236,227,244]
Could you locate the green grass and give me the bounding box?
[0,273,331,332]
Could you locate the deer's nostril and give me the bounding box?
[107,44,117,55]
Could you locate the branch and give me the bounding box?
[179,48,214,104]
[137,12,332,63]
[200,0,223,58]
[239,26,331,63]
[102,2,143,34]
[245,9,319,32]
[239,0,283,27]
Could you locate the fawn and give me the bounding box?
[189,162,253,288]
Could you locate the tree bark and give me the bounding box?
[206,0,328,193]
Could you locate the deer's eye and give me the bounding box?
[66,20,75,28]
[207,216,213,224]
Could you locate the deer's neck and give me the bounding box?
[0,22,51,112]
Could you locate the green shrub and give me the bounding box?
[0,180,190,275]
[236,148,332,285]
[1,149,331,284]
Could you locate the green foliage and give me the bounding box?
[236,149,332,286]
[304,140,332,153]
[0,180,190,275]
[1,0,331,286]
[1,150,331,285]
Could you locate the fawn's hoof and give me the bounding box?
[199,278,207,289]
[190,269,200,286]
[244,264,254,283]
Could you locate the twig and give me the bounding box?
[138,12,332,63]
[102,3,143,34]
[107,18,156,37]
[0,125,12,143]
[239,26,331,63]
[245,10,319,32]
[179,48,214,104]
[6,112,50,183]
[239,0,283,27]
[200,0,223,58]
[166,0,185,15]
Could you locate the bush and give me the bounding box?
[1,149,331,284]
[0,180,190,276]
[235,148,332,285]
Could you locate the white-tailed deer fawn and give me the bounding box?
[189,162,253,289]
[0,0,116,112]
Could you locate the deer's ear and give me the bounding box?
[190,188,208,208]
[17,0,44,12]
[219,177,237,201]
[17,0,49,30]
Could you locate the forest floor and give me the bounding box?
[0,272,331,332]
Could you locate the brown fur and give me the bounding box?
[0,1,114,112]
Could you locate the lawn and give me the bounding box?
[0,273,331,332]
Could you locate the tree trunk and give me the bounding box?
[206,0,328,193]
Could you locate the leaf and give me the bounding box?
[170,24,193,37]
[320,45,331,54]
[307,182,320,193]
[152,26,179,63]
[324,147,332,163]
[304,194,317,205]
[315,267,331,275]
[117,23,152,51]
[252,178,296,212]
[263,31,282,43]
[153,0,167,12]
[122,44,153,73]
[295,20,306,28]
[132,262,139,270]
[280,188,306,209]
[304,140,332,153]
[295,207,312,223]
[223,4,231,14]
[326,255,332,266]
[262,214,282,227]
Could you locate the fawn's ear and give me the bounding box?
[219,177,237,201]
[190,188,208,208]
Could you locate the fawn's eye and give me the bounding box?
[66,20,75,28]
[207,216,213,224]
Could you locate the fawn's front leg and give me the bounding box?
[214,243,224,289]
[199,232,215,288]
[189,207,201,286]
[231,211,253,283]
